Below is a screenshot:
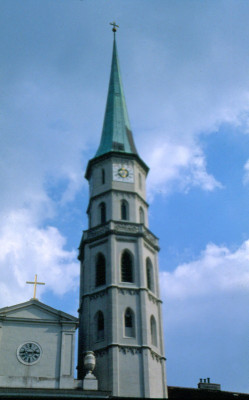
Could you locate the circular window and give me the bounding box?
[17,342,42,365]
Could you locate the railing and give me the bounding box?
[83,221,159,247]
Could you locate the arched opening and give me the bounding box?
[121,200,129,220]
[146,257,154,292]
[95,253,106,287]
[124,308,135,337]
[121,250,133,283]
[139,207,145,224]
[150,315,157,346]
[101,169,105,184]
[99,202,106,224]
[95,311,104,341]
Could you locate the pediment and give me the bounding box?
[0,299,78,324]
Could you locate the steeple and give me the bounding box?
[95,32,138,157]
[78,27,167,398]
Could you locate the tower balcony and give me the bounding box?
[80,221,159,250]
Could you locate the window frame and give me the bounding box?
[150,315,157,347]
[95,253,106,287]
[146,257,154,292]
[95,311,105,342]
[124,308,135,338]
[99,202,106,225]
[101,169,105,184]
[139,207,145,224]
[121,200,129,221]
[121,250,133,283]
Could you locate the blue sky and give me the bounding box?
[1,0,249,393]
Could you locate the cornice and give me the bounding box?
[0,316,78,326]
[85,151,149,180]
[78,221,159,259]
[93,343,166,362]
[79,285,162,304]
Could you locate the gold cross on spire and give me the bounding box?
[110,21,119,34]
[26,274,45,299]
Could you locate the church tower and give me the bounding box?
[77,26,167,399]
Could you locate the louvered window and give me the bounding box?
[121,251,133,283]
[96,253,106,287]
[99,202,106,224]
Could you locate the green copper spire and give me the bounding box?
[95,29,138,157]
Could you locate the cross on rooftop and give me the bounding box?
[26,274,45,299]
[110,21,119,34]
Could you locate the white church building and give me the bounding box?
[0,26,168,399]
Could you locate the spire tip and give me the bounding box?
[110,21,119,35]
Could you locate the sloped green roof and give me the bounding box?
[95,38,138,157]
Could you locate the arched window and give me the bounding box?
[95,311,104,341]
[99,202,106,224]
[146,257,154,292]
[121,251,133,283]
[121,200,129,220]
[124,308,135,337]
[150,315,157,346]
[139,173,142,190]
[101,169,105,184]
[139,207,145,224]
[95,253,106,287]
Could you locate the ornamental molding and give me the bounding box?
[150,349,164,362]
[86,225,109,240]
[82,221,159,250]
[86,152,149,181]
[118,288,139,296]
[148,292,161,304]
[89,289,107,300]
[94,348,108,357]
[82,286,162,303]
[144,230,158,247]
[114,222,140,234]
[93,344,165,361]
[119,346,142,355]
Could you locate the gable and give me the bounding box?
[4,305,58,321]
[0,300,78,324]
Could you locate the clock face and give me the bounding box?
[113,163,134,183]
[17,342,42,365]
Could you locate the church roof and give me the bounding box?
[95,37,138,157]
[0,298,78,324]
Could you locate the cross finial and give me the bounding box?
[110,21,119,35]
[26,274,45,300]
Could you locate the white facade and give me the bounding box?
[78,153,168,398]
[0,299,78,389]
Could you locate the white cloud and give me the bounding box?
[161,241,249,302]
[2,0,249,208]
[0,208,78,308]
[243,159,249,184]
[145,141,222,198]
[160,240,249,391]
